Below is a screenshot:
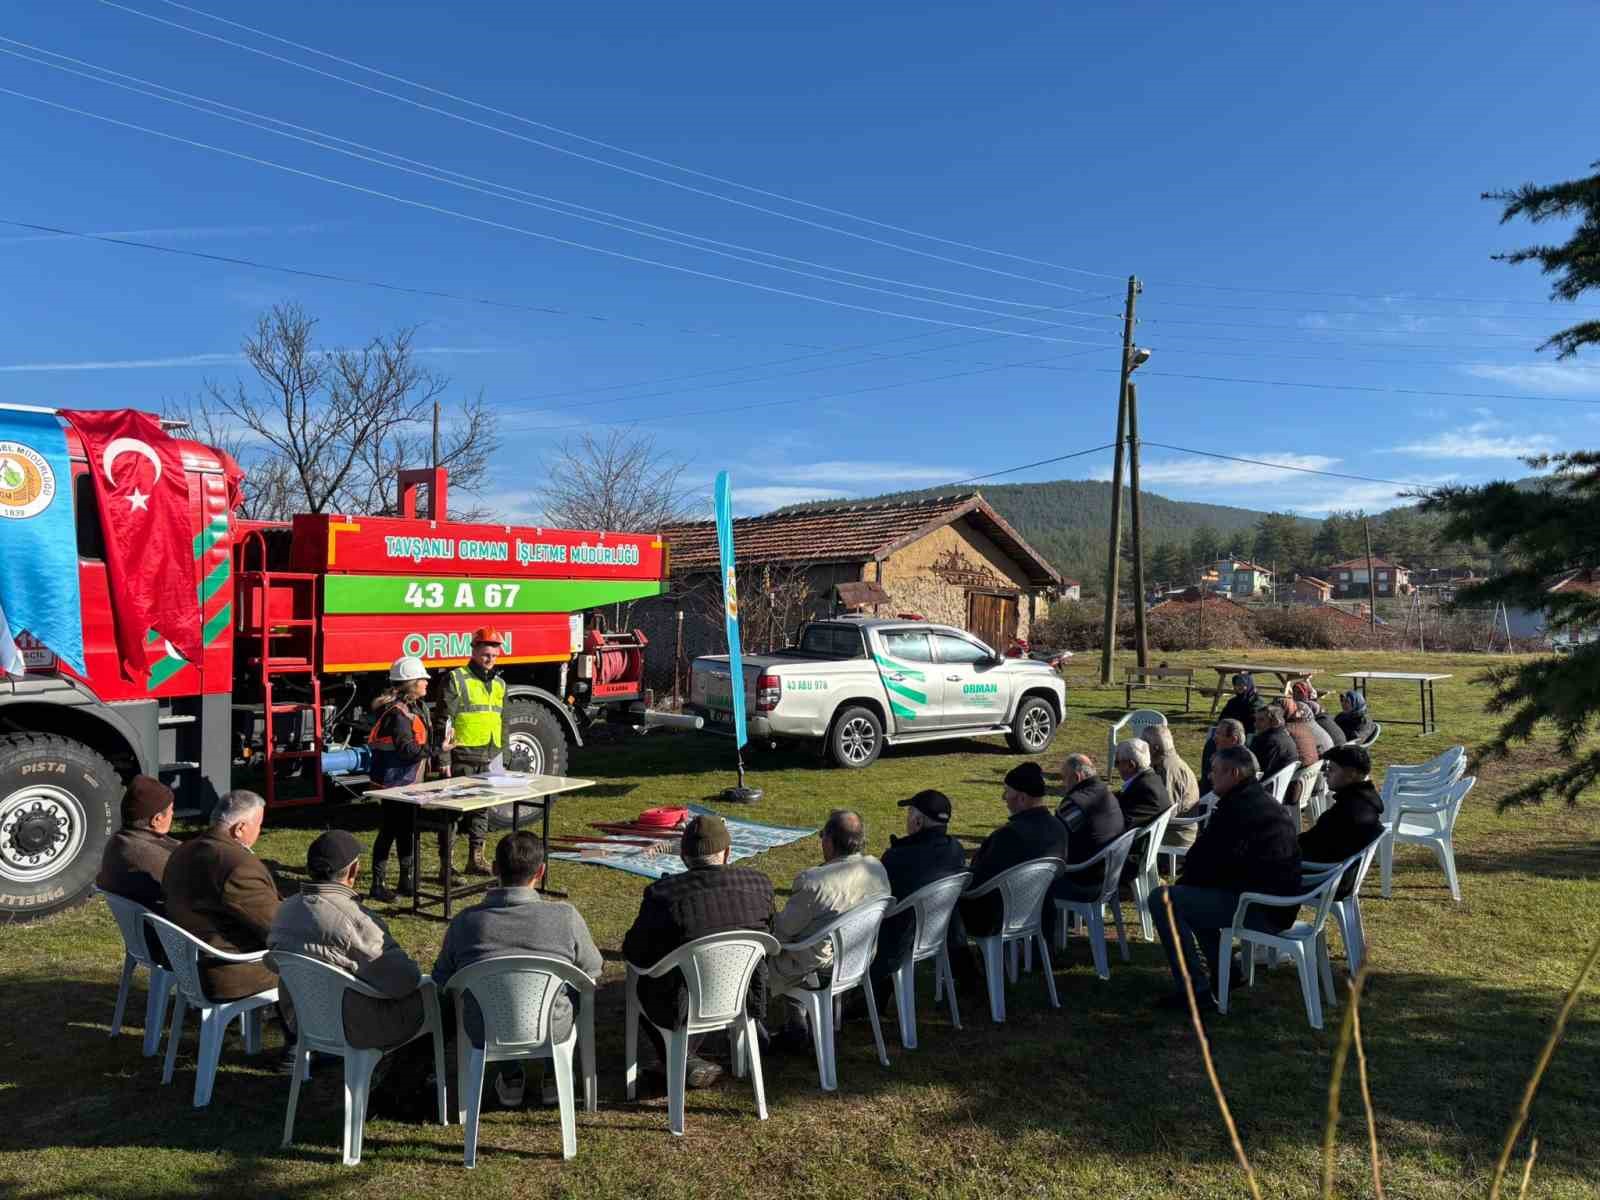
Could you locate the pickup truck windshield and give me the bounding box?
[799,624,867,658]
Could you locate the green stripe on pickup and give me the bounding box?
[889,700,918,722]
[323,574,664,615]
[884,679,927,706]
[873,653,926,682]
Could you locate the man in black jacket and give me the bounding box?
[1200,719,1247,796]
[1046,754,1127,945]
[869,790,967,995]
[959,761,1067,939]
[1300,744,1385,896]
[1150,745,1302,1012]
[622,814,775,1089]
[1114,738,1173,883]
[1251,702,1300,790]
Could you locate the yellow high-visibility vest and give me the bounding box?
[448,667,506,749]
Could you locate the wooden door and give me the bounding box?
[967,591,1018,653]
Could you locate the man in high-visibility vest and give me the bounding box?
[435,626,507,878]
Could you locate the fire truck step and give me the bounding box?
[158,714,197,727]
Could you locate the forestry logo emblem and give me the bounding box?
[0,441,55,520]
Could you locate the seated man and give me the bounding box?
[1150,746,1302,1013]
[433,832,602,1107]
[869,790,966,999]
[771,810,890,1043]
[1299,744,1385,892]
[1200,718,1246,797]
[268,830,427,1054]
[163,789,283,1012]
[1047,754,1126,943]
[621,814,774,1089]
[98,775,180,914]
[958,762,1068,943]
[1250,701,1300,786]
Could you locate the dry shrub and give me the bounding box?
[1146,601,1261,650]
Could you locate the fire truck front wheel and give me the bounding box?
[487,702,572,831]
[0,733,118,924]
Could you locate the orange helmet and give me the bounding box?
[470,627,504,647]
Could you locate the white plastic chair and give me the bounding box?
[624,930,780,1136]
[771,895,893,1091]
[1128,807,1177,941]
[1378,751,1467,897]
[1215,871,1342,1030]
[1263,763,1298,804]
[442,954,597,1165]
[882,872,971,1050]
[1159,794,1216,877]
[963,858,1062,1023]
[275,953,448,1166]
[1384,777,1475,902]
[1288,761,1326,826]
[1358,722,1381,748]
[1303,833,1386,977]
[1109,708,1167,765]
[1052,828,1137,979]
[145,913,279,1107]
[98,889,174,1057]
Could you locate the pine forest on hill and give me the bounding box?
[780,478,1500,593]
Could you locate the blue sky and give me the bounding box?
[2,0,1597,521]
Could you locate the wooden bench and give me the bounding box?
[1125,667,1196,712]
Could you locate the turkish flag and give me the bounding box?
[61,409,201,681]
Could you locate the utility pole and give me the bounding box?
[1364,518,1378,635]
[1098,274,1141,685]
[1126,380,1149,671]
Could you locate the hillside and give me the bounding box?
[780,479,1316,585]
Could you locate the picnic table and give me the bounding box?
[1205,661,1318,718]
[1340,671,1452,735]
[367,773,596,920]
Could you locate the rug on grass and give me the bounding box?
[548,803,815,880]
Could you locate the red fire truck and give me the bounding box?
[0,413,677,922]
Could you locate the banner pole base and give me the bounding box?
[721,748,763,804]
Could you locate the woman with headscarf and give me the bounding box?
[1141,724,1202,847]
[1335,688,1375,743]
[1218,671,1259,725]
[1291,679,1347,749]
[1285,688,1335,756]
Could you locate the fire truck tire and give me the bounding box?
[0,732,119,924]
[487,702,572,831]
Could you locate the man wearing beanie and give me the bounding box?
[959,761,1067,941]
[869,791,967,998]
[1299,744,1385,888]
[622,814,774,1090]
[268,830,429,1053]
[97,775,180,914]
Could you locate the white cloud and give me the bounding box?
[1268,481,1425,516]
[0,353,239,373]
[1458,362,1600,394]
[1092,452,1340,488]
[729,485,849,514]
[767,460,969,486]
[1389,413,1552,460]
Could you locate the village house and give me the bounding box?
[1327,556,1411,599]
[1213,558,1274,598]
[1058,578,1081,602]
[634,493,1062,686]
[1505,567,1600,648]
[1292,575,1333,604]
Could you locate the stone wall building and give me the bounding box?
[632,493,1061,692]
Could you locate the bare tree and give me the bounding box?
[538,427,692,532]
[179,303,497,520]
[685,562,816,654]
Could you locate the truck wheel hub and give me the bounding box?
[506,731,546,775]
[0,786,86,884]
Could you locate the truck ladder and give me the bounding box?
[237,531,323,809]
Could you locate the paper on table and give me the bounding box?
[484,752,531,787]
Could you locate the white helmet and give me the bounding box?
[389,655,429,683]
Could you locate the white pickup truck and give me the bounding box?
[688,616,1066,768]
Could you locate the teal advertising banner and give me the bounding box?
[714,471,748,749]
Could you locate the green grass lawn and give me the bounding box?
[2,648,1598,1199]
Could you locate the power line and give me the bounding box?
[1140,313,1539,340]
[0,85,1118,347]
[1144,276,1583,309]
[1140,442,1433,491]
[949,443,1117,486]
[0,41,1117,330]
[1137,324,1542,356]
[95,0,1113,296]
[1144,296,1600,323]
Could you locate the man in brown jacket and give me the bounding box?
[162,789,282,1003]
[97,775,180,913]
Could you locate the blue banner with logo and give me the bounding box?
[0,409,85,674]
[713,471,748,750]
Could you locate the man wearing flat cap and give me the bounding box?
[868,790,967,997]
[622,814,775,1090]
[269,830,430,1052]
[959,761,1068,941]
[98,775,180,914]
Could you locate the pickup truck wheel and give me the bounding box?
[0,733,118,924]
[829,706,883,769]
[1007,696,1058,755]
[485,702,571,831]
